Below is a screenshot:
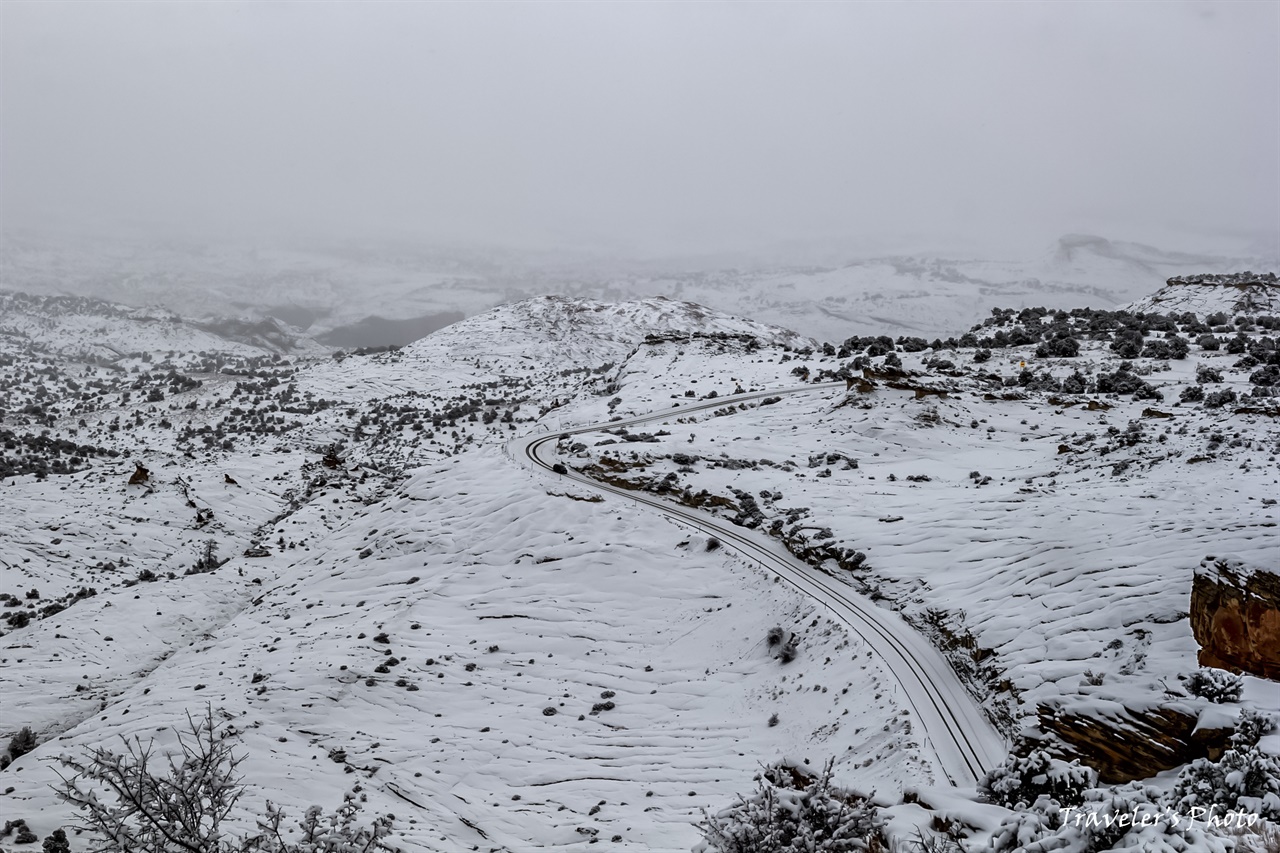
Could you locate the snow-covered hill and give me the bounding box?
[1,282,1277,851]
[0,290,325,362]
[1123,272,1280,316]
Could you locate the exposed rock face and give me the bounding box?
[1192,555,1280,681]
[1036,699,1231,784]
[1166,271,1277,287]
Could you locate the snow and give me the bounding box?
[0,294,923,850]
[2,283,1277,850]
[561,330,1279,748]
[1123,279,1280,318]
[4,231,1271,343]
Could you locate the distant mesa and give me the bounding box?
[1054,233,1126,262]
[316,312,465,348]
[1051,233,1222,269]
[1165,271,1277,288]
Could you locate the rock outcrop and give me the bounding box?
[1191,555,1280,681]
[1165,271,1277,287]
[1130,271,1280,316]
[1036,699,1225,784]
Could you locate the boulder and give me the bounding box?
[1191,555,1280,680]
[1036,698,1217,784]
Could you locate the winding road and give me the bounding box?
[510,383,1007,787]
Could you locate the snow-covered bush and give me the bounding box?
[54,707,393,852]
[1141,335,1189,360]
[1179,385,1205,403]
[1062,371,1088,394]
[988,809,1054,853]
[1095,365,1159,400]
[1172,708,1280,820]
[6,725,37,765]
[1196,365,1224,384]
[991,783,1234,853]
[1036,336,1080,358]
[1230,709,1278,750]
[1110,329,1145,359]
[1184,668,1243,703]
[1171,742,1280,821]
[696,759,879,853]
[979,750,1096,810]
[42,828,71,853]
[1217,820,1280,853]
[1197,334,1222,351]
[1074,784,1231,853]
[1250,364,1280,388]
[3,819,39,845]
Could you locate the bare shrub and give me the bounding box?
[53,707,392,852]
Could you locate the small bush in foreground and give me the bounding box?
[979,749,1095,810]
[696,759,879,853]
[1172,738,1280,821]
[53,707,392,852]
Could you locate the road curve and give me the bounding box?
[509,383,1007,786]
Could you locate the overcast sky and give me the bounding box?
[2,1,1276,258]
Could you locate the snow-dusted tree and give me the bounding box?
[1171,743,1280,821]
[992,783,1233,853]
[53,707,392,852]
[696,759,879,853]
[979,749,1096,810]
[1230,709,1277,750]
[1169,708,1279,821]
[5,722,37,758]
[1184,668,1243,703]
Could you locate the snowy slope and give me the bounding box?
[553,284,1280,769]
[1,284,1277,851]
[516,391,1009,786]
[1123,272,1280,316]
[0,290,325,361]
[0,293,927,851]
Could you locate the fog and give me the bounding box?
[2,1,1277,259]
